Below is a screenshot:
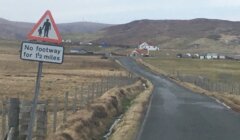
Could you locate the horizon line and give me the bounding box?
[1,17,240,25]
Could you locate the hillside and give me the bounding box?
[93,19,240,51]
[0,18,111,40]
[2,18,240,53]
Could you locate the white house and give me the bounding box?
[186,53,192,57]
[87,42,93,45]
[65,39,72,43]
[192,53,200,58]
[200,55,205,59]
[206,53,218,59]
[70,49,88,54]
[219,55,226,59]
[138,42,159,51]
[194,53,199,57]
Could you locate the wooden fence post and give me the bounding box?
[35,102,47,140]
[73,88,78,112]
[19,100,31,140]
[112,74,115,87]
[238,84,240,95]
[96,82,99,97]
[63,92,69,124]
[87,85,90,104]
[6,127,15,140]
[19,100,47,140]
[112,74,116,87]
[103,78,107,93]
[8,98,20,140]
[1,99,7,140]
[100,79,103,94]
[109,75,112,88]
[92,83,95,102]
[53,97,58,133]
[119,73,123,86]
[128,72,132,85]
[107,76,109,90]
[96,83,100,97]
[80,84,84,107]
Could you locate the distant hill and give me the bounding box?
[2,17,240,52]
[0,18,111,40]
[0,18,32,40]
[58,22,112,34]
[93,19,240,48]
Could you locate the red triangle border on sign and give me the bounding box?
[27,10,62,44]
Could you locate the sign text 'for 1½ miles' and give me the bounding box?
[20,41,64,64]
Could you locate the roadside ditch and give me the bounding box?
[47,78,153,140]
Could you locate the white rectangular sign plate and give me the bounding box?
[21,41,64,64]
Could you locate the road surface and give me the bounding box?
[117,57,240,140]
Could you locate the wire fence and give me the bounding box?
[0,72,138,140]
[175,74,240,95]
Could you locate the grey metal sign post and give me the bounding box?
[20,41,64,140]
[26,61,43,140]
[22,10,63,140]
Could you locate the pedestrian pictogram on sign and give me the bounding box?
[23,10,64,140]
[27,10,62,44]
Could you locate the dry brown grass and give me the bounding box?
[48,79,147,140]
[0,44,127,138]
[172,79,240,111]
[109,79,153,140]
[139,58,240,112]
[144,57,240,82]
[0,53,125,100]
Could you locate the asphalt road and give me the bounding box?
[117,57,240,140]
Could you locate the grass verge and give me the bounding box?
[47,78,150,140]
[109,79,153,140]
[138,58,240,112]
[173,79,240,112]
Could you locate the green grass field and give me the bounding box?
[144,57,240,83]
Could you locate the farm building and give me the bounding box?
[176,53,192,58]
[182,53,192,58]
[226,55,240,60]
[219,55,226,59]
[199,55,205,59]
[200,53,226,60]
[177,54,182,58]
[177,53,226,60]
[131,49,149,57]
[206,53,218,59]
[70,49,89,54]
[138,42,159,51]
[69,49,95,55]
[65,39,72,43]
[193,53,200,58]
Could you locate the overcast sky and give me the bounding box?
[0,0,240,24]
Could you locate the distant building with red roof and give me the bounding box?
[131,48,149,57]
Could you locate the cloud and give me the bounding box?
[207,0,240,7]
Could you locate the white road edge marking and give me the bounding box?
[211,97,231,109]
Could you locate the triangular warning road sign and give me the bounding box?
[27,10,62,44]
